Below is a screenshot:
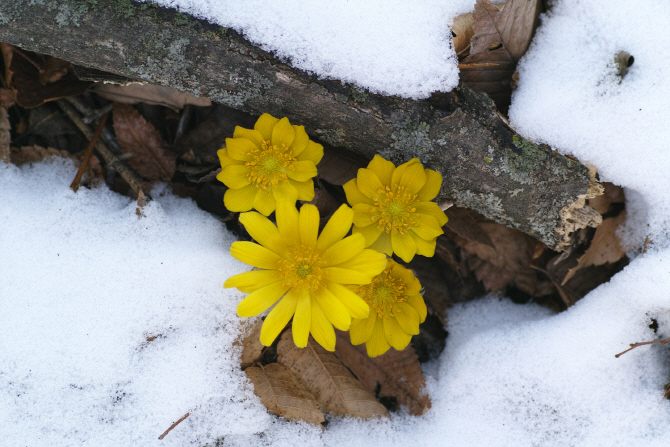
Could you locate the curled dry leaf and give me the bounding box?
[113,103,176,181]
[236,319,265,370]
[245,363,325,426]
[333,331,431,415]
[278,329,389,419]
[586,182,625,215]
[94,83,211,111]
[451,13,475,56]
[316,147,365,186]
[444,207,494,248]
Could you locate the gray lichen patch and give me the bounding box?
[383,118,432,163]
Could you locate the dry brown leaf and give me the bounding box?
[9,145,69,165]
[38,56,71,85]
[0,88,16,109]
[586,182,625,215]
[236,319,265,370]
[301,187,340,220]
[93,84,211,111]
[277,329,389,419]
[445,206,494,248]
[0,108,9,162]
[245,363,325,426]
[113,103,176,181]
[316,147,365,186]
[562,211,627,285]
[333,331,431,415]
[452,13,475,56]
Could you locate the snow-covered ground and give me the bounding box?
[2,0,670,446]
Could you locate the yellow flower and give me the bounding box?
[217,114,324,216]
[344,155,448,262]
[224,201,387,351]
[349,259,427,357]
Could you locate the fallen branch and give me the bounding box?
[158,412,190,440]
[70,112,107,192]
[615,337,670,358]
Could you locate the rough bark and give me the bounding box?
[0,0,600,250]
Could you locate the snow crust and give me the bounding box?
[143,0,474,98]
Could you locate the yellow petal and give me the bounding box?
[271,117,296,148]
[299,204,319,247]
[343,179,374,206]
[290,125,309,156]
[411,232,437,258]
[276,200,300,243]
[292,288,311,348]
[233,126,264,149]
[367,230,392,256]
[352,203,380,229]
[366,318,390,357]
[298,141,323,165]
[218,164,251,189]
[350,313,376,345]
[260,288,299,346]
[316,204,354,253]
[383,316,412,350]
[217,148,241,168]
[325,281,370,320]
[323,267,375,284]
[391,231,417,262]
[224,184,257,212]
[409,213,444,240]
[254,113,279,141]
[399,162,427,194]
[391,158,420,188]
[407,293,427,323]
[414,201,448,226]
[310,300,336,351]
[321,233,365,267]
[237,281,290,317]
[230,241,283,270]
[239,212,287,254]
[356,168,385,199]
[253,189,276,216]
[271,180,299,205]
[224,269,282,292]
[285,160,317,182]
[290,179,315,201]
[367,155,395,186]
[417,169,443,201]
[331,249,387,277]
[314,286,351,331]
[225,137,256,161]
[393,302,420,335]
[353,223,384,247]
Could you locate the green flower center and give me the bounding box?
[244,140,297,190]
[372,185,418,234]
[359,267,407,319]
[278,246,323,292]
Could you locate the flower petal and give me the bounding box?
[321,233,365,267]
[290,179,315,201]
[299,204,319,247]
[272,180,299,205]
[292,288,311,348]
[417,169,443,201]
[390,158,420,188]
[290,125,309,156]
[285,160,317,182]
[224,269,283,293]
[322,267,376,284]
[224,184,257,212]
[343,179,374,206]
[410,232,436,257]
[314,286,351,331]
[217,148,241,168]
[253,189,276,216]
[399,162,427,194]
[310,300,336,351]
[233,126,264,149]
[350,313,376,345]
[391,231,417,262]
[230,241,283,269]
[356,168,385,199]
[260,288,299,346]
[383,316,412,351]
[254,113,279,141]
[414,201,448,226]
[366,318,390,357]
[325,281,370,320]
[315,204,354,253]
[407,293,427,323]
[298,141,323,165]
[225,137,256,161]
[331,249,387,277]
[218,164,251,189]
[237,281,290,317]
[367,230,393,256]
[271,117,296,148]
[239,212,287,254]
[409,213,444,240]
[352,203,378,228]
[367,155,395,186]
[276,200,300,243]
[393,302,420,335]
[353,223,384,247]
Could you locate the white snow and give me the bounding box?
[3,0,670,445]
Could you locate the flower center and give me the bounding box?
[278,245,323,292]
[244,140,297,190]
[358,267,406,319]
[371,185,418,234]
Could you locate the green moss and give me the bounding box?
[173,11,189,26]
[350,87,369,103]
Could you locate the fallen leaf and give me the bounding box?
[9,145,70,166]
[245,363,325,426]
[113,103,176,181]
[316,147,365,186]
[0,88,16,109]
[277,329,389,419]
[0,108,9,162]
[38,56,71,85]
[93,83,211,111]
[236,319,265,370]
[333,331,431,415]
[586,182,625,215]
[451,13,475,56]
[444,206,494,248]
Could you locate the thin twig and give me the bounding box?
[615,337,670,358]
[70,112,108,192]
[158,412,190,440]
[57,99,150,202]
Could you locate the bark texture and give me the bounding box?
[0,0,600,250]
